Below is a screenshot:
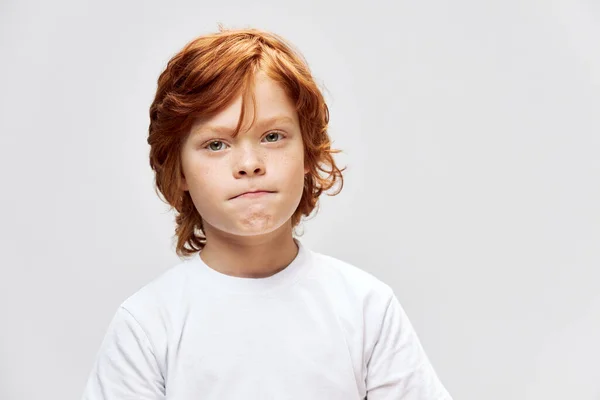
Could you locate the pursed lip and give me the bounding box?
[230,190,275,199]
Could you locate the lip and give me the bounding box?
[232,190,274,199]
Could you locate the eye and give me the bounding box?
[262,131,284,143]
[205,140,229,152]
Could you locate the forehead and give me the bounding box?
[191,72,299,135]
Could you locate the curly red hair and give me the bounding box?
[147,26,345,257]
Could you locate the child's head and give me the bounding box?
[148,27,345,257]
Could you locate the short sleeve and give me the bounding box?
[365,293,452,400]
[81,306,166,400]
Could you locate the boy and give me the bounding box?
[81,27,452,399]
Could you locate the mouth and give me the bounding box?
[231,190,275,200]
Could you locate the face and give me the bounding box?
[180,71,308,240]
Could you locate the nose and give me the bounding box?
[233,146,265,178]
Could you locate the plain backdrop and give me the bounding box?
[1,0,599,399]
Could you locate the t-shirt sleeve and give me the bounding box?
[81,306,166,400]
[365,292,452,400]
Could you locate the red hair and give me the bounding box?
[147,26,345,257]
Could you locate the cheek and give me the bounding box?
[278,152,305,191]
[184,162,221,199]
[197,170,223,195]
[187,170,223,219]
[280,141,304,168]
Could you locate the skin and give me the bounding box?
[180,71,309,278]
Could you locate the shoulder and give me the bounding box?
[307,249,396,309]
[118,257,197,319]
[306,249,403,357]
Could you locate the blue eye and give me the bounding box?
[263,131,284,142]
[204,131,283,152]
[206,141,228,151]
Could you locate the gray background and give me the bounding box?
[1,0,599,399]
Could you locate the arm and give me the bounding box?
[81,306,166,400]
[365,293,452,400]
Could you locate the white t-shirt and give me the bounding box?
[82,238,452,399]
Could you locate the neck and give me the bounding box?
[199,222,299,279]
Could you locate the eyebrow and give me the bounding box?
[192,115,295,136]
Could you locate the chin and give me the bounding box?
[202,194,301,238]
[234,215,288,235]
[214,209,293,237]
